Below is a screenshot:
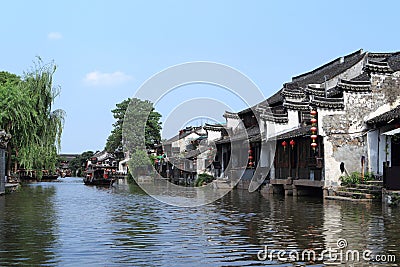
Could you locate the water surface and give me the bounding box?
[0,177,398,266]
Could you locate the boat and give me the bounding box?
[83,151,117,186]
[17,169,59,182]
[41,174,59,182]
[41,170,59,181]
[83,166,116,186]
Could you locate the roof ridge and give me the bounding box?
[292,49,365,82]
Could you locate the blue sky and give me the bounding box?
[1,1,399,154]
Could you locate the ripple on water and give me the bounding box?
[0,178,399,266]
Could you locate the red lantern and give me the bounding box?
[282,141,287,151]
[311,142,318,150]
[311,134,318,140]
[248,155,253,160]
[248,149,253,154]
[311,118,317,124]
[289,139,295,149]
[310,110,317,116]
[311,126,317,133]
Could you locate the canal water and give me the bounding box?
[0,177,399,266]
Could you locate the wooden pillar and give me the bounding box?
[293,184,298,196]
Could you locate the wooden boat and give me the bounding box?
[17,169,59,182]
[83,151,117,186]
[83,167,116,186]
[41,174,59,182]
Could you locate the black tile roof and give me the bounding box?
[387,53,400,71]
[214,125,260,144]
[310,96,345,110]
[162,126,205,145]
[367,105,400,125]
[263,89,284,106]
[272,125,312,140]
[291,49,366,87]
[351,72,370,82]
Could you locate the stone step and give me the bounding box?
[365,180,383,186]
[325,195,372,202]
[341,187,382,195]
[354,184,382,191]
[335,190,375,199]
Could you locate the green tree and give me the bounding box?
[68,151,94,177]
[105,98,162,154]
[0,59,65,178]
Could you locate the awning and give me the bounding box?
[382,128,400,136]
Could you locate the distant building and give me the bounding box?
[58,154,79,177]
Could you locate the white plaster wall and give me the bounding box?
[325,58,366,89]
[323,138,341,187]
[226,117,240,129]
[367,130,379,174]
[263,110,298,140]
[207,130,221,141]
[365,98,400,122]
[316,109,345,137]
[266,121,287,137]
[259,141,276,173]
[287,110,299,128]
[366,129,391,175]
[172,132,200,153]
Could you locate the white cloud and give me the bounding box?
[83,71,133,87]
[47,32,63,40]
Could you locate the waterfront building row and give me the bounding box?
[160,49,400,196]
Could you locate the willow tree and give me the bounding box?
[0,58,65,177]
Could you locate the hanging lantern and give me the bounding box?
[248,148,254,168]
[289,139,295,149]
[282,140,287,151]
[310,109,318,151]
[311,142,318,150]
[311,126,317,133]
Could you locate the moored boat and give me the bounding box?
[41,174,59,182]
[83,151,117,186]
[83,166,116,186]
[17,169,59,182]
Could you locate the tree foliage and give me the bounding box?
[105,98,162,154]
[68,151,94,177]
[0,58,65,176]
[127,149,152,177]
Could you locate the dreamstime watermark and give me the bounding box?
[123,62,277,207]
[257,238,397,264]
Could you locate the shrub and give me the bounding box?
[364,171,375,181]
[340,171,376,186]
[195,173,215,187]
[340,172,360,186]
